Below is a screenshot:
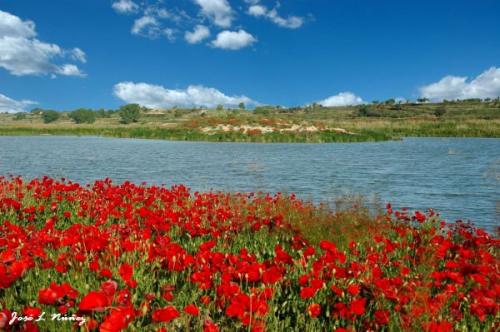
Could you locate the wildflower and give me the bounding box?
[79,291,109,312]
[307,303,321,318]
[152,306,179,323]
[184,304,199,316]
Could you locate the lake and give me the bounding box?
[0,136,498,232]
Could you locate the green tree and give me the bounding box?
[119,104,142,124]
[69,108,97,124]
[216,104,224,111]
[14,112,27,120]
[238,102,245,110]
[41,110,60,123]
[96,108,112,118]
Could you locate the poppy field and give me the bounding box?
[0,176,498,331]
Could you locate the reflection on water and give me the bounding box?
[0,136,498,231]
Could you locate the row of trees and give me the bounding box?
[27,104,144,124]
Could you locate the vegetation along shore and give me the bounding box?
[0,98,499,143]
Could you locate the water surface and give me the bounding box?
[0,136,498,231]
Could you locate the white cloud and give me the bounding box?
[0,10,36,38]
[132,16,158,36]
[0,92,36,113]
[70,48,86,63]
[112,0,139,14]
[211,29,256,50]
[248,5,267,17]
[247,4,304,29]
[185,25,210,44]
[194,0,233,28]
[56,64,86,77]
[420,67,500,101]
[318,92,364,107]
[144,5,182,22]
[163,28,176,41]
[114,82,257,109]
[0,10,85,77]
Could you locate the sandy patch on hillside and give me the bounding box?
[200,124,356,135]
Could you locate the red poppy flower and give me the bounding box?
[152,306,179,323]
[38,287,59,305]
[203,320,219,332]
[184,304,199,316]
[307,303,321,318]
[79,291,109,312]
[347,284,360,296]
[374,309,390,325]
[349,298,366,316]
[300,287,316,299]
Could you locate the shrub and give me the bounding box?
[13,112,27,120]
[41,110,60,123]
[434,107,446,117]
[357,106,381,117]
[119,104,142,124]
[69,108,97,124]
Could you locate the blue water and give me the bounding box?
[0,136,498,232]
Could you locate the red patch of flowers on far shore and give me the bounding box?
[0,176,498,331]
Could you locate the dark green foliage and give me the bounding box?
[118,104,142,124]
[14,112,27,120]
[41,110,60,123]
[96,109,113,118]
[357,106,381,117]
[69,108,97,124]
[254,106,275,115]
[434,107,446,117]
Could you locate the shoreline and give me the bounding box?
[0,125,498,143]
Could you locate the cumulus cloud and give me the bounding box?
[318,92,364,107]
[185,25,210,44]
[0,92,36,113]
[0,10,85,77]
[131,15,176,40]
[56,64,86,77]
[211,30,256,50]
[114,82,257,109]
[70,48,86,63]
[194,0,233,28]
[247,3,304,29]
[112,0,139,14]
[132,16,158,36]
[420,67,500,101]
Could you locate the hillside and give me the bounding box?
[0,100,499,143]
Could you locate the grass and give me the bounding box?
[1,100,499,143]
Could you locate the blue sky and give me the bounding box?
[1,0,500,112]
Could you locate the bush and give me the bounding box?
[41,110,60,123]
[96,109,113,118]
[119,104,142,124]
[69,108,97,124]
[357,106,381,117]
[13,112,27,120]
[434,107,446,117]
